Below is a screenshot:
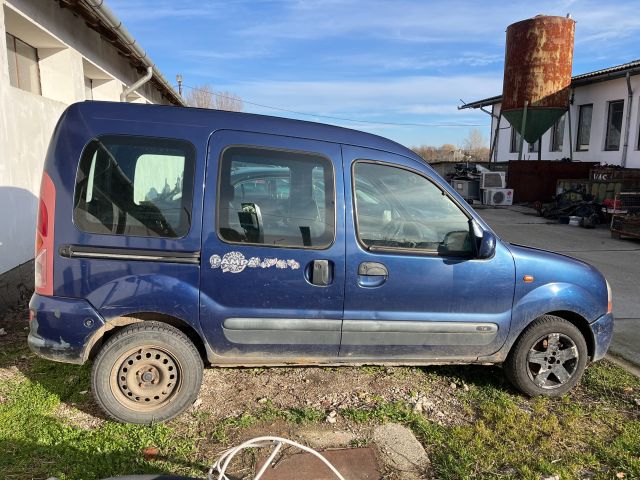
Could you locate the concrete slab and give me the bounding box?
[373,423,430,480]
[257,447,380,480]
[476,206,640,366]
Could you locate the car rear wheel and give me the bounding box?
[92,322,203,424]
[504,315,588,397]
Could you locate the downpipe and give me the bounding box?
[621,72,633,168]
[120,66,153,102]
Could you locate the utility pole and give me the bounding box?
[176,74,183,97]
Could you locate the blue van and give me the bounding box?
[29,102,613,423]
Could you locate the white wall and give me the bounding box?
[489,75,640,168]
[0,0,176,275]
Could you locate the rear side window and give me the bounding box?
[218,146,335,248]
[73,135,195,238]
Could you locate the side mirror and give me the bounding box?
[471,219,496,259]
[477,229,496,259]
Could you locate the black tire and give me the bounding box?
[504,315,588,397]
[92,322,203,424]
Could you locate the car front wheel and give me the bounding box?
[92,321,203,424]
[505,315,588,397]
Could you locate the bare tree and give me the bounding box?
[184,84,244,112]
[412,143,464,163]
[213,90,244,112]
[461,129,489,161]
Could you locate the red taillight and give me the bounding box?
[35,172,55,296]
[37,199,48,237]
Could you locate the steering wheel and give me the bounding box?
[380,219,437,246]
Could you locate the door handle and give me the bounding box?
[310,259,332,287]
[358,262,388,276]
[357,262,388,287]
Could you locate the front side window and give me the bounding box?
[218,147,335,248]
[550,115,565,152]
[353,162,473,255]
[6,33,41,95]
[576,104,593,151]
[74,136,195,238]
[605,100,624,151]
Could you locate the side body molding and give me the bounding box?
[341,320,499,346]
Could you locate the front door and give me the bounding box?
[199,131,345,361]
[341,146,515,360]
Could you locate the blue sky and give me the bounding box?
[109,0,639,148]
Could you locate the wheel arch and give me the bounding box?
[83,312,210,364]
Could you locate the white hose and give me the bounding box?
[208,435,346,480]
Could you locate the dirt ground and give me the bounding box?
[0,297,485,478]
[3,296,639,480]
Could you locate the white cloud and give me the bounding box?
[209,74,499,120]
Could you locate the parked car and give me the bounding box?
[29,102,614,423]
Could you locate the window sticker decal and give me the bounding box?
[209,252,300,273]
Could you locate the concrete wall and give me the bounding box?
[0,0,178,309]
[489,75,640,168]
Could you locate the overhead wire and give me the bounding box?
[180,84,488,128]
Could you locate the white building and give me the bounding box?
[0,0,184,309]
[461,60,640,169]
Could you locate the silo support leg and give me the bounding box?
[518,101,529,161]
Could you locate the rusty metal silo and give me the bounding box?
[501,15,575,145]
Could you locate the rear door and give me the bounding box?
[340,146,515,360]
[199,130,345,361]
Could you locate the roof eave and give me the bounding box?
[59,0,185,106]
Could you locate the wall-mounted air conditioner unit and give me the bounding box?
[480,172,506,189]
[483,188,514,206]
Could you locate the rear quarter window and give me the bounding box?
[73,135,196,238]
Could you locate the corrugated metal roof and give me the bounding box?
[572,58,640,81]
[460,58,640,110]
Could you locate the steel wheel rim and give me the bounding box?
[526,332,579,390]
[110,346,182,412]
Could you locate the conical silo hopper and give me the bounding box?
[501,15,575,144]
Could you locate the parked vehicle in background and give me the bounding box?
[28,102,614,423]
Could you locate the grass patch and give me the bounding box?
[0,360,202,479]
[210,402,325,443]
[0,353,637,480]
[342,363,640,480]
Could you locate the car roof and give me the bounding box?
[70,101,423,162]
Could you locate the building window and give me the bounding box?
[550,115,565,152]
[510,127,522,153]
[84,77,93,100]
[528,140,539,153]
[604,100,624,151]
[576,104,593,151]
[5,33,41,95]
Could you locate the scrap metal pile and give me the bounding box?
[535,186,604,228]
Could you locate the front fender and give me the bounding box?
[511,282,605,335]
[479,282,606,363]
